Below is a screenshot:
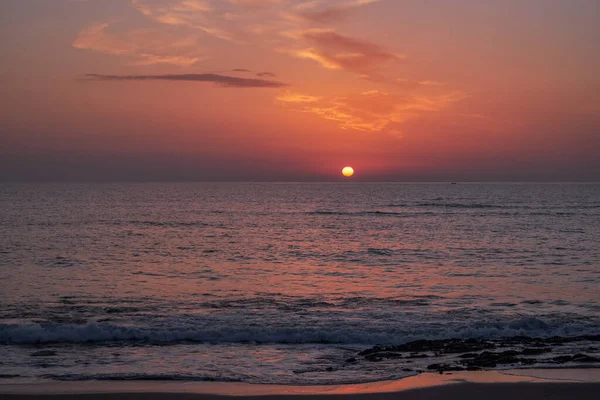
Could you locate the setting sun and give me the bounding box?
[342,166,355,177]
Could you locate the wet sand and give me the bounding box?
[1,370,599,400]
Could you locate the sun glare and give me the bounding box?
[342,166,355,177]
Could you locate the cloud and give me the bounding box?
[84,73,287,88]
[73,23,205,66]
[295,0,381,24]
[276,91,322,103]
[131,0,210,26]
[229,0,283,9]
[131,0,235,41]
[230,69,277,78]
[230,69,275,78]
[130,54,205,66]
[417,80,447,87]
[74,1,395,74]
[132,0,213,20]
[394,79,449,90]
[284,29,403,77]
[297,7,351,24]
[72,0,462,119]
[195,26,236,42]
[277,89,467,133]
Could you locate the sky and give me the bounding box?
[1,0,599,181]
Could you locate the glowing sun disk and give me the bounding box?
[342,166,355,177]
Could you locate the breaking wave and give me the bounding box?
[2,317,599,345]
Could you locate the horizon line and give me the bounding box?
[1,181,599,184]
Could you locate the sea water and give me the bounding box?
[1,183,599,384]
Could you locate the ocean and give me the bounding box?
[1,183,599,384]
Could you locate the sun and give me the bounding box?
[342,166,355,177]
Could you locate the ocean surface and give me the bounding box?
[1,183,599,384]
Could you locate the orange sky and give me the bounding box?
[1,0,599,181]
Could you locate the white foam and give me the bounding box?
[1,316,599,345]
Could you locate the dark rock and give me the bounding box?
[363,352,402,362]
[345,357,358,363]
[359,346,383,356]
[379,352,403,359]
[359,338,495,359]
[357,336,600,373]
[325,367,334,372]
[445,339,496,353]
[360,336,600,361]
[459,351,523,369]
[30,350,57,357]
[445,366,466,371]
[427,363,451,371]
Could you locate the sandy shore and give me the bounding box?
[1,370,599,400]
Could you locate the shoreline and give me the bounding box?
[1,369,600,399]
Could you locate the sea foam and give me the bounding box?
[1,317,599,345]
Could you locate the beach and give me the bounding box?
[2,370,600,399]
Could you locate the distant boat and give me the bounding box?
[451,182,457,185]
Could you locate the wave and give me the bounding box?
[40,373,243,382]
[386,202,600,210]
[307,211,436,217]
[385,202,501,209]
[2,317,599,345]
[417,202,500,209]
[120,220,211,228]
[308,209,595,218]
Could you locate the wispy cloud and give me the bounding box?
[131,0,213,22]
[73,1,392,74]
[277,89,467,134]
[131,0,236,41]
[231,69,275,77]
[283,29,403,78]
[73,23,205,66]
[72,0,465,128]
[394,79,449,90]
[294,0,381,24]
[84,73,287,88]
[228,0,283,9]
[276,91,322,103]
